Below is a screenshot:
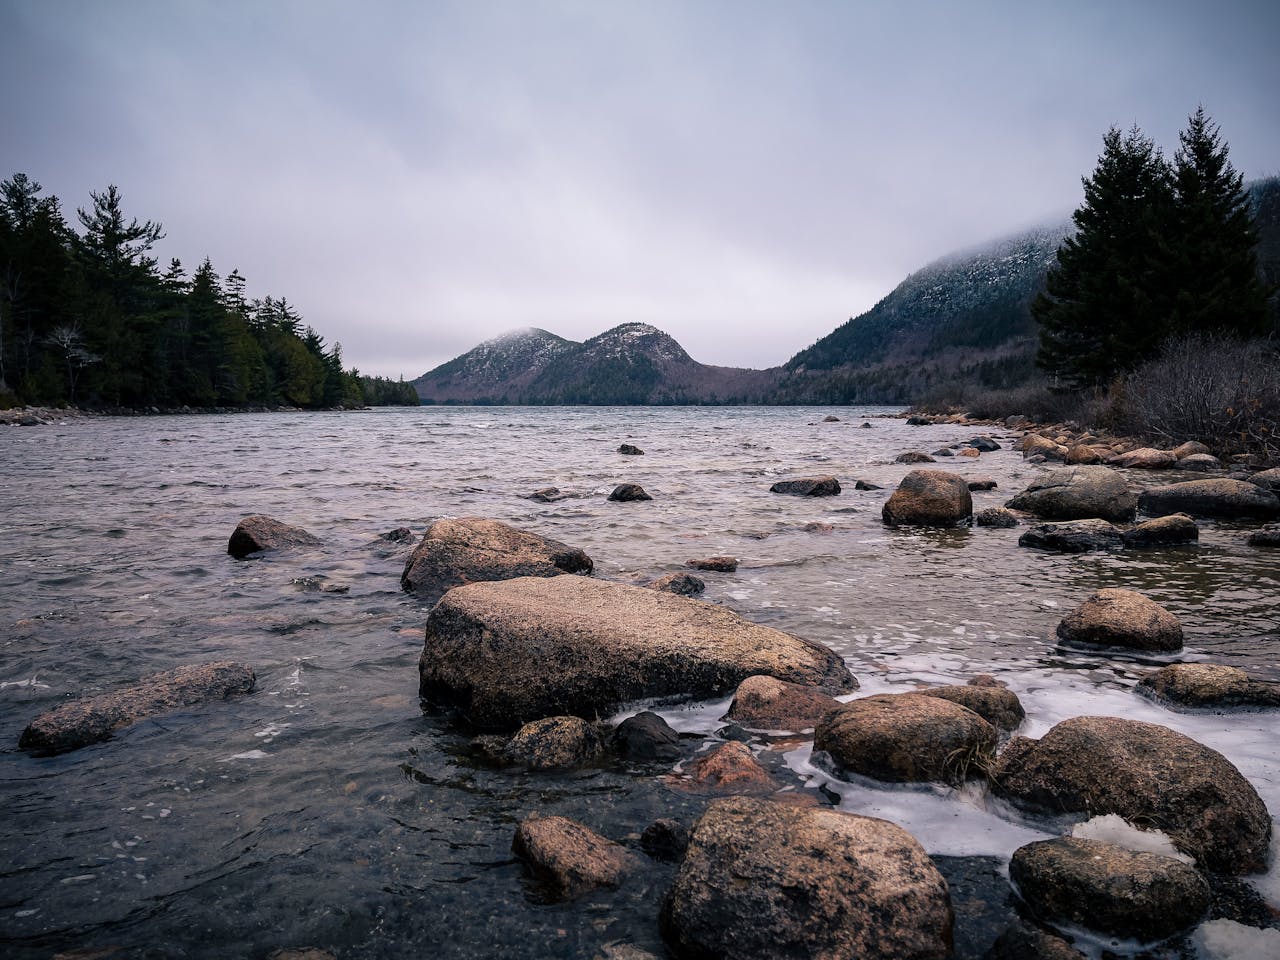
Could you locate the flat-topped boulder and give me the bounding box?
[512,815,635,902]
[989,716,1271,874]
[1109,447,1178,469]
[815,693,996,785]
[1171,441,1212,459]
[1018,519,1124,552]
[769,476,841,496]
[1122,513,1198,547]
[400,517,592,596]
[1137,663,1280,710]
[420,576,855,730]
[882,469,973,527]
[1137,478,1280,520]
[228,515,320,558]
[1178,453,1221,472]
[1004,466,1137,522]
[1010,837,1210,941]
[661,797,953,960]
[686,555,737,572]
[20,661,255,755]
[1056,588,1183,652]
[723,674,847,731]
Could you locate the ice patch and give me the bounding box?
[1071,814,1193,864]
[1191,919,1280,960]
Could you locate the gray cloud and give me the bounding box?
[4,0,1278,376]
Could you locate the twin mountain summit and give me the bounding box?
[413,177,1279,407]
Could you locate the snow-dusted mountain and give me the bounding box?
[411,328,578,402]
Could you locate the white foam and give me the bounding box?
[1071,815,1193,864]
[220,750,269,761]
[1192,919,1280,960]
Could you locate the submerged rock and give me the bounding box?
[1138,479,1280,520]
[1247,528,1280,547]
[882,469,973,527]
[505,716,603,770]
[612,711,682,762]
[1004,466,1137,522]
[685,555,737,572]
[617,443,644,455]
[967,477,998,491]
[894,451,936,464]
[984,920,1085,960]
[20,661,256,754]
[815,693,996,785]
[1055,588,1183,652]
[661,796,953,960]
[1122,513,1198,547]
[723,674,847,731]
[227,515,320,558]
[916,684,1025,731]
[1010,836,1209,941]
[680,741,776,795]
[512,814,635,902]
[420,576,855,730]
[1137,663,1280,710]
[769,476,841,496]
[647,572,705,596]
[1018,519,1124,552]
[988,716,1271,874]
[641,818,690,862]
[975,507,1019,528]
[608,483,652,502]
[528,486,565,502]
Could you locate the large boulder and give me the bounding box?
[1248,467,1280,495]
[1136,663,1280,710]
[228,515,320,558]
[988,716,1271,874]
[1177,453,1221,472]
[20,661,255,755]
[1171,441,1212,459]
[882,470,973,527]
[723,674,847,731]
[512,815,635,902]
[1004,466,1137,522]
[1122,513,1198,547]
[815,693,996,785]
[420,576,855,730]
[1055,588,1183,652]
[1009,837,1210,941]
[769,476,841,496]
[1017,519,1124,552]
[915,684,1025,731]
[661,797,953,960]
[1137,479,1280,520]
[1109,447,1178,470]
[400,517,592,596]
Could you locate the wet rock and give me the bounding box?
[1137,663,1280,710]
[227,515,320,558]
[512,814,635,902]
[769,475,841,496]
[894,451,936,463]
[803,521,834,533]
[608,483,652,502]
[967,477,998,491]
[661,796,953,960]
[641,818,690,861]
[1138,478,1280,520]
[420,576,856,730]
[988,716,1271,874]
[916,684,1025,731]
[822,415,840,422]
[528,486,564,502]
[1019,434,1067,460]
[1110,447,1178,469]
[468,733,512,766]
[647,572,705,596]
[967,436,1001,452]
[976,507,1019,528]
[723,674,847,731]
[906,415,933,425]
[1178,453,1221,472]
[956,447,981,458]
[20,661,256,755]
[400,517,592,596]
[931,447,956,457]
[1248,467,1280,495]
[269,950,338,960]
[378,526,414,543]
[685,555,737,572]
[617,443,644,455]
[1009,836,1210,941]
[612,711,682,762]
[984,919,1085,960]
[815,693,996,785]
[1248,528,1280,547]
[882,469,973,527]
[1056,588,1183,652]
[1004,466,1137,522]
[1018,519,1124,552]
[681,741,776,795]
[1064,444,1102,465]
[860,421,873,428]
[505,716,603,770]
[1122,512,1198,547]
[854,479,882,490]
[1171,440,1212,459]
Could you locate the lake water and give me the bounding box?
[2,406,1278,958]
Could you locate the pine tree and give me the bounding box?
[1034,126,1174,387]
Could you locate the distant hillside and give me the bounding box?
[412,327,578,403]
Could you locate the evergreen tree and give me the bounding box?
[1166,106,1269,338]
[1034,126,1173,387]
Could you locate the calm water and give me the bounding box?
[1,406,1278,959]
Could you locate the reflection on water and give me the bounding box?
[1,406,1277,957]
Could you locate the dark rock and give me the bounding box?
[1137,663,1280,710]
[1248,528,1280,547]
[528,486,564,502]
[906,415,933,425]
[641,818,690,862]
[983,920,1085,960]
[648,572,705,596]
[608,483,652,502]
[988,716,1272,874]
[916,684,1025,731]
[420,576,856,730]
[822,415,840,422]
[860,422,873,428]
[1055,588,1183,652]
[612,711,682,762]
[468,734,512,766]
[512,814,634,902]
[1110,447,1178,469]
[815,693,997,785]
[1018,519,1124,552]
[20,661,256,755]
[1178,453,1221,472]
[894,451,936,463]
[680,741,776,795]
[967,436,1001,452]
[1009,836,1210,941]
[932,448,956,457]
[769,475,841,496]
[378,526,414,543]
[618,443,644,455]
[1004,466,1137,522]
[967,477,998,491]
[1138,478,1280,519]
[976,507,1019,528]
[1122,513,1199,547]
[400,517,592,596]
[505,716,603,770]
[882,469,973,527]
[723,674,847,731]
[803,521,834,533]
[227,515,320,558]
[854,479,882,490]
[661,796,953,960]
[686,555,737,572]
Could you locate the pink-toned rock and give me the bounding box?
[512,814,635,901]
[882,470,973,527]
[1056,588,1183,652]
[1110,447,1178,469]
[723,675,848,731]
[680,741,776,795]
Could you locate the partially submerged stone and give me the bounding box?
[512,814,634,902]
[1055,588,1183,652]
[641,818,690,862]
[1020,434,1067,460]
[1018,519,1124,552]
[975,507,1019,528]
[988,716,1271,874]
[420,576,855,730]
[612,711,682,762]
[769,476,841,496]
[1004,466,1137,522]
[528,486,565,502]
[1248,467,1280,495]
[1178,453,1221,472]
[1122,513,1198,547]
[915,684,1025,731]
[686,555,737,572]
[1110,447,1178,470]
[647,572,705,596]
[227,515,320,559]
[400,517,592,596]
[967,477,998,491]
[1137,663,1280,710]
[723,674,846,731]
[894,451,936,464]
[1010,836,1210,941]
[815,693,996,785]
[608,483,652,502]
[1247,528,1280,547]
[20,661,256,755]
[679,741,776,795]
[505,716,603,770]
[985,920,1085,960]
[661,797,953,960]
[617,443,644,455]
[882,469,973,527]
[1138,479,1280,520]
[1171,441,1212,459]
[967,436,1001,452]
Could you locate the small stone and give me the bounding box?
[1178,453,1221,472]
[505,716,603,770]
[967,436,1001,452]
[723,675,847,731]
[647,572,705,596]
[853,479,882,490]
[932,448,956,457]
[618,443,644,455]
[894,451,935,463]
[529,486,564,502]
[640,818,690,862]
[976,507,1019,528]
[608,483,652,502]
[512,815,634,902]
[680,741,776,795]
[378,526,414,543]
[956,447,980,458]
[967,477,998,491]
[1018,519,1124,552]
[686,555,737,572]
[612,711,682,762]
[228,515,320,559]
[769,476,841,496]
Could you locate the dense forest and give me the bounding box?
[0,173,418,410]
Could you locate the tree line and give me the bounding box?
[0,173,419,409]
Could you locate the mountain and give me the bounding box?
[413,323,776,404]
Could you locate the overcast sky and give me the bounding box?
[4,1,1279,377]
